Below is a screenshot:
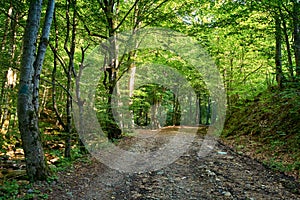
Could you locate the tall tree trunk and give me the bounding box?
[210,100,216,125]
[33,0,55,113]
[198,95,202,125]
[280,8,293,79]
[127,1,142,129]
[196,94,203,125]
[172,93,180,126]
[51,8,67,132]
[206,96,211,125]
[293,1,300,78]
[195,95,199,125]
[151,100,161,129]
[128,64,136,128]
[188,91,193,126]
[17,0,55,182]
[105,77,122,140]
[65,64,72,158]
[63,0,77,157]
[0,2,17,132]
[102,0,122,140]
[75,46,89,153]
[274,13,284,88]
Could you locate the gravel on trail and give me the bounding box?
[37,127,300,200]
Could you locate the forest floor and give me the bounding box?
[31,126,300,200]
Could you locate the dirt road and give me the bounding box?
[39,127,300,200]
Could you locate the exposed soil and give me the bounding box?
[33,127,300,200]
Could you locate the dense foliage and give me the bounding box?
[0,0,299,196]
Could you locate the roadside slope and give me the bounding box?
[222,86,300,179]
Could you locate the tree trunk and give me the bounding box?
[33,0,55,113]
[127,2,142,129]
[63,0,77,157]
[274,13,284,88]
[293,1,300,78]
[51,9,67,132]
[151,101,161,129]
[65,66,72,158]
[0,2,17,132]
[195,95,199,125]
[280,8,293,79]
[172,93,180,126]
[199,97,202,125]
[210,100,216,125]
[106,78,122,140]
[75,46,89,153]
[198,95,202,125]
[17,0,54,182]
[102,0,122,140]
[206,96,211,125]
[188,91,193,126]
[128,65,136,128]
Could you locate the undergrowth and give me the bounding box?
[0,117,89,200]
[222,85,300,179]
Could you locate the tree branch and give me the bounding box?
[242,65,264,83]
[76,11,108,39]
[113,0,139,32]
[49,43,68,74]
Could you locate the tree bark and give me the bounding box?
[172,92,180,126]
[206,96,211,125]
[293,1,300,77]
[274,13,284,88]
[51,9,67,132]
[33,0,55,113]
[63,0,77,157]
[75,46,89,153]
[17,0,54,182]
[151,101,161,129]
[198,95,202,125]
[280,8,294,79]
[127,1,142,129]
[0,2,17,132]
[102,0,122,140]
[128,65,136,128]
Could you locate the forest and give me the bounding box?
[0,0,300,199]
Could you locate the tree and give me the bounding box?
[17,0,55,181]
[0,0,24,135]
[49,0,91,157]
[79,0,184,140]
[274,11,284,88]
[292,0,300,78]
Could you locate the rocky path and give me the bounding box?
[38,127,300,200]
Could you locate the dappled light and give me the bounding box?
[0,0,300,199]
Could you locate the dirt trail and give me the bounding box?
[37,127,300,200]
